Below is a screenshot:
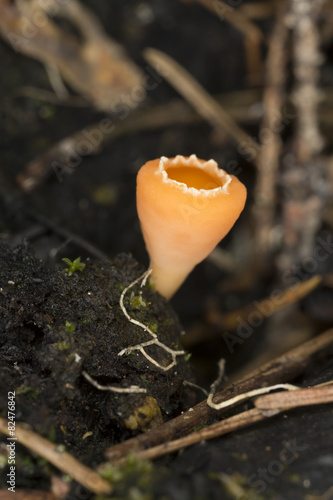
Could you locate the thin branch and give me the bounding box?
[188,0,264,85]
[25,208,108,260]
[280,0,329,270]
[183,380,209,397]
[99,408,267,467]
[253,0,289,258]
[104,328,333,461]
[143,47,261,161]
[291,0,325,163]
[101,380,333,465]
[15,86,333,193]
[255,381,333,410]
[183,275,322,348]
[0,418,112,495]
[16,90,261,192]
[189,0,264,41]
[209,358,226,397]
[207,382,298,410]
[11,86,89,106]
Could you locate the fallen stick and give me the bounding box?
[100,408,266,467]
[101,379,333,466]
[0,419,112,495]
[255,382,333,410]
[143,47,261,160]
[103,327,333,461]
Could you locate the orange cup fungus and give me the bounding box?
[136,155,247,299]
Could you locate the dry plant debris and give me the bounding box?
[104,327,333,462]
[144,47,261,159]
[101,379,333,466]
[0,0,143,111]
[0,417,113,495]
[184,0,264,85]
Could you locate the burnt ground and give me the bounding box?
[1,0,333,499]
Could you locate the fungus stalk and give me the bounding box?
[136,155,247,300]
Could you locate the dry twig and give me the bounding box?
[143,47,261,160]
[253,1,289,259]
[255,381,333,410]
[16,90,261,192]
[0,418,112,495]
[183,275,321,348]
[280,0,329,270]
[100,408,266,466]
[184,0,264,84]
[100,380,333,464]
[290,0,325,163]
[104,328,333,462]
[0,0,143,111]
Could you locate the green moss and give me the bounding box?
[58,340,70,351]
[65,320,75,333]
[147,322,158,333]
[16,386,41,400]
[99,454,155,487]
[129,294,147,310]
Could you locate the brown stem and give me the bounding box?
[103,327,333,461]
[253,0,289,259]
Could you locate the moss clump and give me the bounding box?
[98,454,168,499]
[65,320,76,333]
[58,340,70,351]
[129,294,147,310]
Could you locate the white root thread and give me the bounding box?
[183,380,209,397]
[118,269,185,372]
[207,360,333,411]
[207,383,299,411]
[82,370,147,394]
[209,358,226,396]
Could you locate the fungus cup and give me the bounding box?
[136,155,247,300]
